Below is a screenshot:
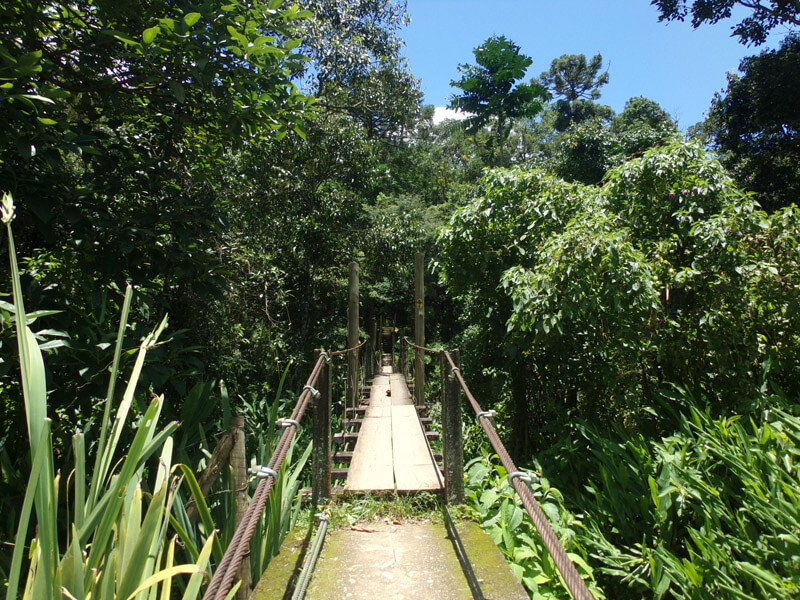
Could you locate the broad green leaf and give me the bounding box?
[143,26,160,44]
[169,81,185,104]
[5,421,51,600]
[183,12,201,27]
[124,565,204,600]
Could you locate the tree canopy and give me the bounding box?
[539,53,612,131]
[449,35,546,162]
[703,34,800,210]
[650,0,800,45]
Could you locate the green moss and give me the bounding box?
[455,520,529,600]
[251,525,314,600]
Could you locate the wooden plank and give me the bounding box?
[388,374,413,406]
[392,404,442,492]
[389,373,439,490]
[346,371,442,493]
[345,373,394,491]
[345,414,394,490]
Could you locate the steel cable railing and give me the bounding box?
[440,349,594,600]
[402,335,593,600]
[202,340,365,600]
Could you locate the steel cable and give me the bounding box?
[442,351,593,600]
[203,352,327,600]
[329,338,367,356]
[402,336,443,354]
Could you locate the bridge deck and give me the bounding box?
[345,368,442,492]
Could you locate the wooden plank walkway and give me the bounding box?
[345,368,442,492]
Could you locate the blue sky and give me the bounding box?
[400,0,789,129]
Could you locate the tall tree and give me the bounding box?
[650,0,800,45]
[449,35,546,165]
[539,53,612,131]
[703,34,800,210]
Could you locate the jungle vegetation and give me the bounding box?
[1,0,799,598]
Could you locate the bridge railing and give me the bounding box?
[403,338,594,600]
[202,340,365,600]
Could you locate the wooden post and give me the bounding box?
[371,318,378,376]
[186,428,235,523]
[230,415,251,599]
[312,349,331,506]
[414,252,425,405]
[399,327,406,380]
[442,350,465,504]
[347,261,360,409]
[391,327,396,369]
[365,317,374,381]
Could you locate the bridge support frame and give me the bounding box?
[414,252,425,405]
[347,262,360,410]
[442,349,465,504]
[312,349,332,506]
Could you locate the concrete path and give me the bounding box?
[307,521,472,600]
[253,519,529,600]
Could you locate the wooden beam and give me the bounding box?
[442,350,465,504]
[347,261,360,410]
[414,252,425,405]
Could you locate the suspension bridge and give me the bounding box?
[200,257,594,600]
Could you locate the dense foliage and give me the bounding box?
[4,3,800,599]
[440,139,800,435]
[703,34,800,211]
[449,35,546,166]
[650,0,800,45]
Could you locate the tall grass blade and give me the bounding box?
[175,464,224,563]
[118,486,169,600]
[4,420,51,600]
[95,322,165,497]
[124,565,205,600]
[90,283,134,512]
[181,532,215,600]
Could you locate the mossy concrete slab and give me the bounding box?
[252,518,527,599]
[455,520,528,600]
[251,524,314,600]
[306,520,472,600]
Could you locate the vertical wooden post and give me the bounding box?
[371,319,378,376]
[399,327,406,380]
[442,350,465,504]
[391,327,396,369]
[414,252,425,405]
[365,317,375,381]
[230,415,251,598]
[347,261,360,409]
[312,349,331,507]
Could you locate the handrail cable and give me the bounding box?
[402,336,442,355]
[438,350,593,600]
[330,338,367,356]
[203,338,367,600]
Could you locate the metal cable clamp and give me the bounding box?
[508,470,539,487]
[277,417,301,431]
[449,366,460,380]
[320,351,332,364]
[303,384,321,400]
[475,410,497,422]
[250,465,279,481]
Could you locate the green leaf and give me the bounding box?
[143,26,160,44]
[124,565,204,600]
[183,12,201,27]
[169,81,186,104]
[5,421,51,600]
